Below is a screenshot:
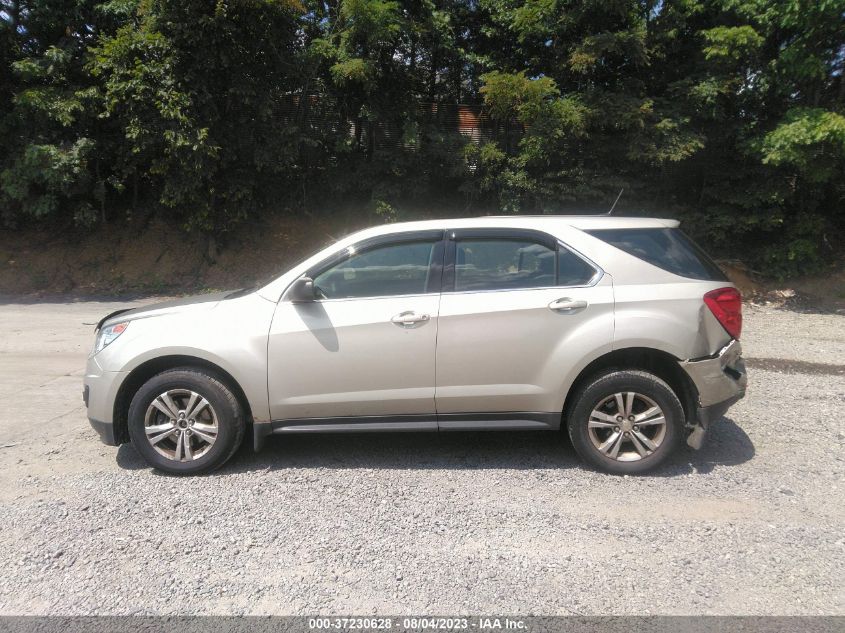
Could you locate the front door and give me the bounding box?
[267,231,444,427]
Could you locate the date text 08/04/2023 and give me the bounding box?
[307,617,527,630]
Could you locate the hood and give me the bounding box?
[97,290,238,329]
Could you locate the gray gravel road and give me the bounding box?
[0,298,842,615]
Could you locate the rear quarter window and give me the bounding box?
[586,228,727,281]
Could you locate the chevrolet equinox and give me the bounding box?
[85,216,747,475]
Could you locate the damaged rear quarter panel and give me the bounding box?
[612,281,733,360]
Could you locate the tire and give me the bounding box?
[567,370,684,475]
[127,367,245,475]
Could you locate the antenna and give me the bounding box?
[607,188,624,215]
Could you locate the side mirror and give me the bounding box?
[286,276,316,303]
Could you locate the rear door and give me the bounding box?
[267,230,445,426]
[434,228,614,427]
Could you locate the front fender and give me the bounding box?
[95,293,276,423]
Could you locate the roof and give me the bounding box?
[474,215,680,229]
[351,215,680,238]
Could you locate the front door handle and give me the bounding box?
[548,298,588,313]
[391,311,430,327]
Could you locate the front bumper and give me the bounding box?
[89,417,118,446]
[679,339,747,449]
[84,354,128,446]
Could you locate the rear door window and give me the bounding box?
[455,240,555,291]
[586,228,727,281]
[558,247,599,286]
[452,237,597,291]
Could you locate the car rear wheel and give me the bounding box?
[567,370,684,474]
[128,368,245,475]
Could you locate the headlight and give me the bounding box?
[94,321,129,354]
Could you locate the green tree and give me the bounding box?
[0,0,123,225]
[92,0,305,231]
[0,0,842,275]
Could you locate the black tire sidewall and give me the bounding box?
[128,369,242,475]
[568,370,684,475]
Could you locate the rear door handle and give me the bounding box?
[391,311,430,326]
[548,298,588,313]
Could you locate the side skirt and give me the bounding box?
[272,415,438,434]
[253,412,560,451]
[438,412,560,431]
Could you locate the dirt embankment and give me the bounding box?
[0,213,362,297]
[1,213,843,311]
[718,262,845,313]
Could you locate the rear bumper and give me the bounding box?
[679,339,747,449]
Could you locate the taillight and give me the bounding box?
[704,287,742,340]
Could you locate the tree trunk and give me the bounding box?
[429,51,438,102]
[10,0,20,29]
[132,170,138,214]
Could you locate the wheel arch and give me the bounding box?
[561,347,699,428]
[112,355,254,445]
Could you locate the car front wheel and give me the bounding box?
[127,368,245,475]
[567,370,684,474]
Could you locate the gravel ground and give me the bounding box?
[0,298,842,615]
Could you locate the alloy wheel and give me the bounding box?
[143,389,219,462]
[587,391,667,462]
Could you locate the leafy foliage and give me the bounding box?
[0,0,843,276]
